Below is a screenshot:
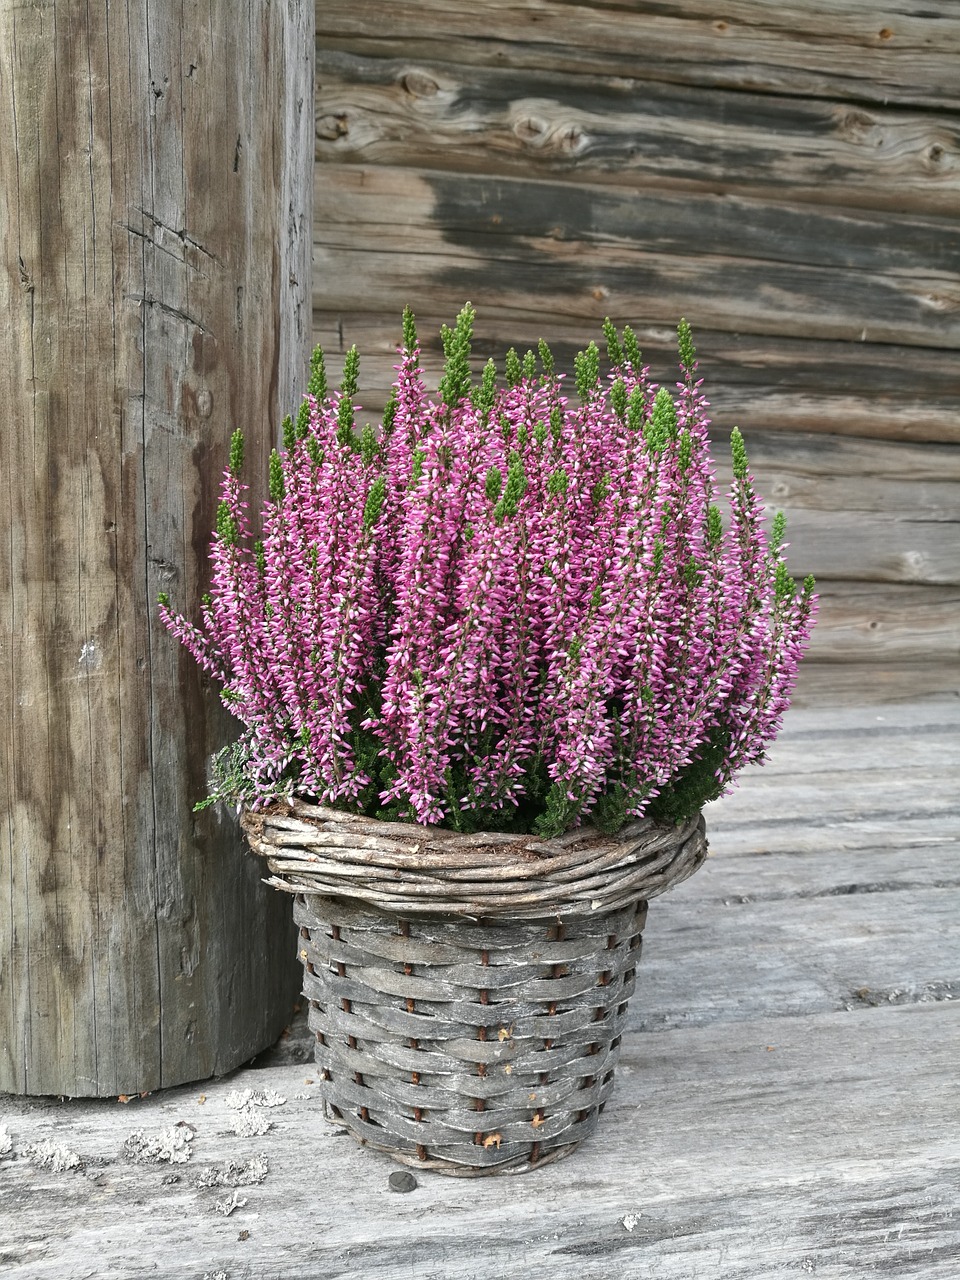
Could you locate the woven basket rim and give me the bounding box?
[241,798,707,920]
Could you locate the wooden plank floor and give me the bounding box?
[2,698,958,1279]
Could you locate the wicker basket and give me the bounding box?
[241,801,707,1175]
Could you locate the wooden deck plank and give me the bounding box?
[1,697,957,1277]
[1,1006,957,1278]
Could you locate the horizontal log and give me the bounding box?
[792,660,960,706]
[313,166,960,350]
[718,432,960,519]
[317,51,960,216]
[774,508,959,586]
[802,583,960,663]
[316,0,960,110]
[310,312,960,445]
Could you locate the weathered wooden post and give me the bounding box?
[0,3,313,1095]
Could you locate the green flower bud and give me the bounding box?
[308,343,327,400]
[574,341,601,400]
[402,306,418,358]
[602,317,623,368]
[504,347,522,387]
[282,414,295,452]
[228,428,244,477]
[731,426,749,482]
[610,378,627,419]
[362,475,386,528]
[537,339,555,376]
[268,449,284,502]
[339,345,360,398]
[677,318,696,371]
[622,325,642,369]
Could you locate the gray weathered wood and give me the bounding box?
[317,50,960,215]
[0,2,313,1095]
[314,165,960,349]
[0,698,957,1276]
[317,0,960,109]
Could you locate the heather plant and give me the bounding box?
[159,305,816,837]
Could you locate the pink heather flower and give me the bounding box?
[160,308,816,832]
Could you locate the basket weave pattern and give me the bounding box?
[295,893,645,1173]
[242,802,708,1174]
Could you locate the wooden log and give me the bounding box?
[316,51,960,216]
[803,584,960,664]
[312,165,960,350]
[0,3,313,1095]
[315,0,960,109]
[794,660,960,706]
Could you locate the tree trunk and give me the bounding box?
[0,1,313,1095]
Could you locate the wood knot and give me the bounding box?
[402,71,439,98]
[878,27,893,40]
[316,113,349,141]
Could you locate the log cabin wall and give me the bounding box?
[312,1,960,705]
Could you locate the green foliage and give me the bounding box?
[402,305,418,357]
[360,422,380,466]
[731,426,749,482]
[157,591,170,607]
[485,465,503,503]
[268,450,284,503]
[295,399,311,440]
[677,317,697,371]
[307,343,327,400]
[472,359,498,420]
[537,338,555,376]
[646,388,677,451]
[216,499,238,546]
[771,510,787,552]
[363,475,386,529]
[610,378,628,419]
[336,394,355,447]
[627,385,645,433]
[339,345,360,398]
[504,347,523,388]
[550,405,564,443]
[622,325,642,369]
[775,561,797,602]
[547,468,569,497]
[494,450,527,523]
[522,349,537,381]
[591,473,610,506]
[228,428,244,477]
[647,734,728,826]
[678,428,692,472]
[574,341,601,399]
[438,302,475,407]
[282,414,295,452]
[707,503,723,547]
[410,447,426,486]
[602,316,624,367]
[382,387,398,435]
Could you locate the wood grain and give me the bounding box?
[317,50,960,216]
[316,0,960,109]
[1,699,957,1277]
[313,165,960,350]
[0,3,312,1095]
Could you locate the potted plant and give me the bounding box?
[159,304,815,1175]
